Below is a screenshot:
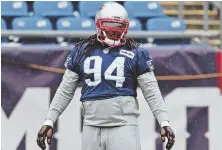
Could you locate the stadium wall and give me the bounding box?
[1,45,222,150]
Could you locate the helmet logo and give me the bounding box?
[98,5,105,12]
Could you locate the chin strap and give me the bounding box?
[103,37,121,46]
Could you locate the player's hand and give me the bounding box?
[160,126,175,150]
[37,125,53,150]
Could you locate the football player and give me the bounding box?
[37,2,175,150]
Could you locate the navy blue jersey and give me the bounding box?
[65,43,154,101]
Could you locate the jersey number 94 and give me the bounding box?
[84,56,125,87]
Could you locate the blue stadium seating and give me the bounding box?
[146,17,186,31]
[56,17,95,30]
[12,17,55,44]
[1,1,190,45]
[1,1,28,17]
[129,19,142,31]
[79,1,106,18]
[1,19,7,30]
[124,2,165,18]
[33,1,74,17]
[12,17,52,30]
[1,18,7,43]
[146,17,189,45]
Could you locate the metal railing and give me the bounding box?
[177,1,222,49]
[1,30,220,39]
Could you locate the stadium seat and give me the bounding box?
[124,2,165,18]
[146,17,186,31]
[128,19,142,31]
[79,1,106,18]
[12,17,54,44]
[128,19,146,43]
[12,17,52,30]
[146,17,189,45]
[33,1,74,17]
[1,19,7,30]
[1,1,28,17]
[1,19,7,43]
[56,17,95,30]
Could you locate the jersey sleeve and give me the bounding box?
[64,46,81,74]
[136,48,154,76]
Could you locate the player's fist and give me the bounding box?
[160,126,175,150]
[37,125,53,150]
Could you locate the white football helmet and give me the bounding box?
[95,2,129,47]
